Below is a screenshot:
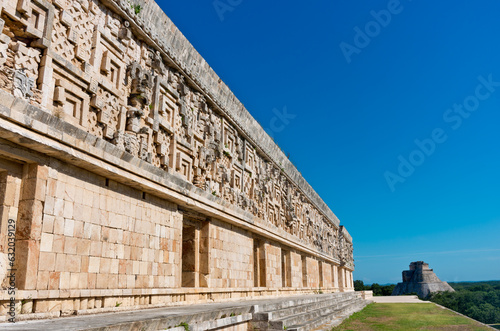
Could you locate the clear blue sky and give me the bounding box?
[158,0,500,284]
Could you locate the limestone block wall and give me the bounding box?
[209,219,253,288]
[0,146,356,317]
[35,159,182,291]
[0,163,22,288]
[321,261,333,288]
[332,265,339,290]
[0,0,354,269]
[264,242,282,288]
[306,257,320,288]
[290,251,303,288]
[0,0,357,320]
[338,268,354,292]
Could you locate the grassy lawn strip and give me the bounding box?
[333,303,491,330]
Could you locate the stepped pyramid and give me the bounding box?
[392,261,455,298]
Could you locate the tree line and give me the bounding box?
[354,279,500,325]
[428,281,500,325]
[354,280,395,296]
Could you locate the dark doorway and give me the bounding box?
[281,249,291,287]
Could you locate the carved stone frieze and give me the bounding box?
[0,0,354,265]
[13,69,35,99]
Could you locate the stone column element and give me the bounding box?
[0,162,23,288]
[332,264,339,291]
[338,267,345,292]
[199,220,209,287]
[15,163,47,289]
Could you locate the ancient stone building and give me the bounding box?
[392,261,455,298]
[0,0,354,320]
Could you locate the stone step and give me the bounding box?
[313,299,371,331]
[252,294,335,314]
[284,298,369,331]
[189,313,253,331]
[253,292,359,315]
[160,312,253,331]
[248,292,367,331]
[269,304,343,329]
[154,305,253,330]
[255,295,357,323]
[269,298,355,330]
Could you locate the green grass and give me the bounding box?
[333,303,491,330]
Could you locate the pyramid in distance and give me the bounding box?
[392,261,455,298]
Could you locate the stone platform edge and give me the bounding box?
[0,292,366,330]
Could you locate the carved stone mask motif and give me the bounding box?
[13,69,35,99]
[126,61,154,105]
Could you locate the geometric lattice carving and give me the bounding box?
[0,0,352,264]
[13,69,35,99]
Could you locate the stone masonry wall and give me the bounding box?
[0,0,354,268]
[332,265,339,290]
[290,251,302,288]
[321,261,333,288]
[0,164,22,288]
[264,242,282,289]
[306,257,320,289]
[38,158,182,291]
[0,0,356,320]
[0,153,355,317]
[209,219,253,288]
